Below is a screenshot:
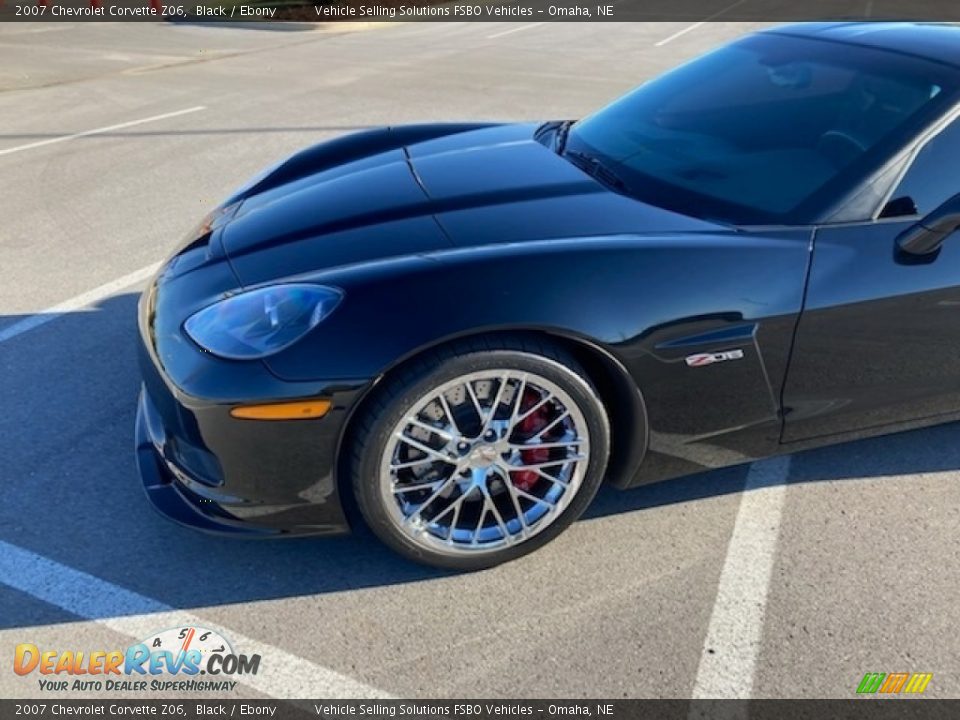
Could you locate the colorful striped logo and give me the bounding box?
[857,672,933,695]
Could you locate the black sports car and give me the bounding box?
[138,22,960,569]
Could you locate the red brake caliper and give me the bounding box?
[510,389,552,492]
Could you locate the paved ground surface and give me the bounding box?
[0,19,958,702]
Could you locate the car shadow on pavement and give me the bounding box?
[587,404,960,520]
[2,292,959,629]
[0,293,455,631]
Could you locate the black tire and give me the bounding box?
[349,336,610,571]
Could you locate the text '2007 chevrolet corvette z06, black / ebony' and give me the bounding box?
[138,23,960,569]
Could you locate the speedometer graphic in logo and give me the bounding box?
[141,626,233,662]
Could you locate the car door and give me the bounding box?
[783,114,960,442]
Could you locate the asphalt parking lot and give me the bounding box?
[1,18,958,701]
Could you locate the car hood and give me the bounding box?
[219,123,720,287]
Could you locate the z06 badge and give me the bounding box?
[685,349,745,367]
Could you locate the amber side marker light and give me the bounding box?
[230,399,332,420]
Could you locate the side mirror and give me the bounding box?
[896,193,960,256]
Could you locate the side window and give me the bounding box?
[881,117,960,218]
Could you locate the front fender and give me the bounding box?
[263,232,810,480]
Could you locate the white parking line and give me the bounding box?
[0,262,162,345]
[0,540,391,698]
[654,21,709,48]
[654,0,749,46]
[487,22,545,40]
[690,455,791,699]
[0,106,205,158]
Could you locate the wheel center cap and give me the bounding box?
[468,444,499,468]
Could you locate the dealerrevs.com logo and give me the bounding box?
[13,626,260,693]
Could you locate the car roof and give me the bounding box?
[762,22,960,70]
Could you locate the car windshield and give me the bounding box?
[566,32,959,225]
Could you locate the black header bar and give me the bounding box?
[3,0,960,23]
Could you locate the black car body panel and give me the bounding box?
[784,219,960,442]
[221,123,718,287]
[137,22,960,539]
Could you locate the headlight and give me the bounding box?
[184,284,343,360]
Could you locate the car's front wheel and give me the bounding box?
[350,338,610,570]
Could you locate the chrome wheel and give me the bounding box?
[378,369,590,556]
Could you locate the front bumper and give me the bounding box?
[136,390,279,536]
[135,259,371,538]
[135,372,364,537]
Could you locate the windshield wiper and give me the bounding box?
[564,149,631,194]
[555,120,574,154]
